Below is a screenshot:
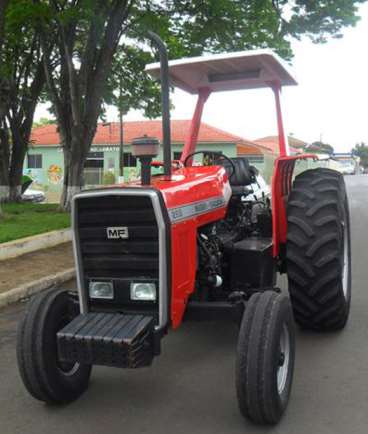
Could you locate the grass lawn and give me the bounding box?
[0,203,70,244]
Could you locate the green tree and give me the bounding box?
[352,142,368,168]
[0,0,10,216]
[33,117,57,128]
[104,45,162,176]
[33,0,367,209]
[0,0,48,202]
[106,45,162,119]
[36,1,139,210]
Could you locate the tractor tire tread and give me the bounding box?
[16,288,91,404]
[236,291,295,425]
[286,168,351,331]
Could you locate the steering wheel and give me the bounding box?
[183,151,236,179]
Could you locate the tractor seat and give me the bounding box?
[217,157,258,195]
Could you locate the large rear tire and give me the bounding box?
[286,168,351,331]
[236,291,296,425]
[16,288,92,404]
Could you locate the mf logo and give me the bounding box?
[106,227,129,239]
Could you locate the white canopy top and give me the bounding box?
[145,49,297,94]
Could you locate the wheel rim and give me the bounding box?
[342,220,349,299]
[57,360,80,376]
[277,324,290,395]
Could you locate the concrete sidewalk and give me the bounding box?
[0,242,75,306]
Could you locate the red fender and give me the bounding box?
[271,154,317,257]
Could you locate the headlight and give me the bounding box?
[89,281,114,299]
[130,282,156,301]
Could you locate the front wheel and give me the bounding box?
[16,288,92,404]
[236,291,296,425]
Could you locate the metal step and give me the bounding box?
[57,313,154,368]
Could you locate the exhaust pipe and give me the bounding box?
[147,31,172,178]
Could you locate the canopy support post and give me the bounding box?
[180,87,211,165]
[271,82,290,157]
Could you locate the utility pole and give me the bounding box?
[119,110,124,178]
[119,78,124,180]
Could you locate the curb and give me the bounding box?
[0,268,76,309]
[0,229,72,261]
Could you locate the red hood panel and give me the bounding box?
[151,166,231,209]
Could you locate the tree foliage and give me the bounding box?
[105,44,162,119]
[352,142,368,168]
[34,0,138,210]
[33,117,57,128]
[0,0,47,201]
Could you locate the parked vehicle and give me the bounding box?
[338,159,356,175]
[22,188,46,203]
[21,177,46,203]
[17,33,351,425]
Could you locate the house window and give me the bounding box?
[84,152,104,168]
[173,151,182,160]
[84,152,104,185]
[27,154,42,169]
[123,153,137,167]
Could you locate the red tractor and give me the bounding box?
[17,33,351,425]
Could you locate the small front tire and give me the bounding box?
[236,291,296,425]
[16,288,92,404]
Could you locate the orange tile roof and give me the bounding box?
[237,142,273,156]
[254,135,306,155]
[31,120,258,147]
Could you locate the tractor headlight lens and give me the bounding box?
[130,282,156,301]
[89,281,114,300]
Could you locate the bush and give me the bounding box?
[103,172,116,185]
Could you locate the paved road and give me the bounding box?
[0,175,367,434]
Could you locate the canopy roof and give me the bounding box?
[145,49,297,94]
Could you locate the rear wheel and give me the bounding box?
[236,291,296,425]
[16,288,92,404]
[286,168,351,331]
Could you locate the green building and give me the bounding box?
[26,120,270,192]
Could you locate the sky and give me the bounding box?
[35,3,368,153]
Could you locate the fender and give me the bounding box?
[271,154,317,257]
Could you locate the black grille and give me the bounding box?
[76,195,159,280]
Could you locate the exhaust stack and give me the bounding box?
[147,31,171,178]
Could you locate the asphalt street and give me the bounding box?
[0,175,367,434]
